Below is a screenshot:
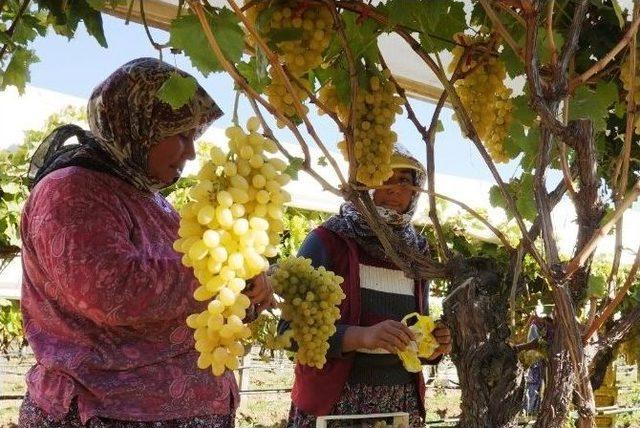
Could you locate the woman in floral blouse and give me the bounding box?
[18,58,270,428]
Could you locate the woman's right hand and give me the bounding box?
[359,320,416,354]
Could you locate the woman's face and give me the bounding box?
[372,168,415,214]
[147,130,197,184]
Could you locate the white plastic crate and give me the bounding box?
[316,412,410,428]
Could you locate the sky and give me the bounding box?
[26,13,527,184]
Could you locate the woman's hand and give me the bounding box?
[244,272,275,313]
[359,320,416,354]
[426,322,452,361]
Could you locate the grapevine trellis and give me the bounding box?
[3,1,640,427]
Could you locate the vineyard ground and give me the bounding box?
[1,351,638,427]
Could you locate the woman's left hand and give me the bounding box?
[244,272,275,313]
[427,322,452,361]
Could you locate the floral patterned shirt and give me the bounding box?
[20,166,238,424]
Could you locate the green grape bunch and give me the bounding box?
[322,69,404,188]
[246,0,335,121]
[449,33,513,163]
[270,257,345,368]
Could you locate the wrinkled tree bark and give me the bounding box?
[534,328,575,428]
[443,257,525,428]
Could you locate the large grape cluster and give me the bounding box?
[246,0,335,122]
[270,257,345,368]
[320,70,404,188]
[174,117,291,375]
[449,34,513,163]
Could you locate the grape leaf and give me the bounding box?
[0,48,39,94]
[237,57,270,93]
[502,122,525,159]
[339,11,381,65]
[512,95,536,126]
[284,157,305,180]
[516,173,537,222]
[68,1,108,47]
[569,80,617,134]
[489,184,505,211]
[156,73,197,110]
[384,0,466,53]
[587,274,607,298]
[538,30,564,65]
[169,9,244,76]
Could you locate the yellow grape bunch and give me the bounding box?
[321,70,404,188]
[246,0,335,121]
[619,53,640,134]
[264,72,311,124]
[174,117,292,376]
[449,34,513,163]
[270,257,346,368]
[261,1,334,74]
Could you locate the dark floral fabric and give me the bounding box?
[19,393,235,428]
[287,382,423,428]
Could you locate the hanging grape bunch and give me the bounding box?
[270,256,345,368]
[246,0,335,122]
[321,69,405,188]
[174,117,291,375]
[449,33,513,163]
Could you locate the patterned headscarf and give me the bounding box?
[323,146,429,261]
[29,57,222,192]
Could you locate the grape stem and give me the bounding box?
[280,66,346,134]
[232,90,241,127]
[605,5,640,313]
[139,0,170,59]
[546,0,558,66]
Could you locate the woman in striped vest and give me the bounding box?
[286,147,452,427]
